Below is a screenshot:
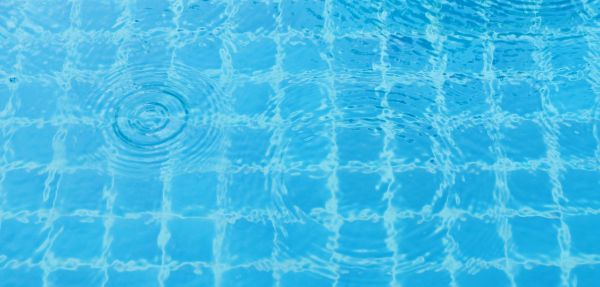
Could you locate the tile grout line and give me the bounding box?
[421,2,463,286]
[372,2,401,286]
[321,0,343,285]
[155,0,188,285]
[265,0,287,286]
[39,1,82,286]
[529,1,573,285]
[98,1,136,286]
[212,0,238,286]
[480,1,517,285]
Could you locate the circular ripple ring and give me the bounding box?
[113,90,188,148]
[89,64,224,175]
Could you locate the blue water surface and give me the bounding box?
[1,0,599,286]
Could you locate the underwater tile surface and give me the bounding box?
[1,0,599,286]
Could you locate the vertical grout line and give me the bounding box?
[212,0,238,285]
[157,170,173,287]
[321,0,343,285]
[98,1,135,286]
[267,0,286,286]
[39,1,81,285]
[422,2,462,286]
[0,0,24,269]
[373,2,401,286]
[155,0,185,285]
[480,1,517,284]
[529,1,572,285]
[578,0,600,168]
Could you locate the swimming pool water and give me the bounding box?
[1,0,599,286]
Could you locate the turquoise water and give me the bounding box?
[1,0,599,286]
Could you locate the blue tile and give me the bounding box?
[281,0,325,33]
[58,170,110,212]
[283,38,328,73]
[63,124,105,165]
[337,266,391,287]
[224,219,274,264]
[493,40,536,72]
[445,38,485,74]
[132,0,175,31]
[387,35,432,72]
[393,169,442,212]
[23,1,72,33]
[283,172,329,214]
[0,219,48,261]
[444,78,487,115]
[106,269,160,287]
[500,81,542,115]
[222,267,273,287]
[165,266,214,287]
[453,217,504,260]
[501,120,547,162]
[452,124,496,164]
[171,172,218,216]
[507,170,555,210]
[15,80,59,118]
[232,37,277,72]
[233,1,277,34]
[394,124,435,164]
[21,40,66,75]
[277,220,332,260]
[338,170,386,215]
[51,217,104,260]
[334,37,379,70]
[110,218,161,262]
[457,268,511,287]
[280,271,334,287]
[167,219,214,262]
[10,125,57,164]
[571,264,600,287]
[80,0,123,31]
[48,268,104,287]
[180,0,226,31]
[113,176,163,214]
[227,171,269,210]
[336,83,382,121]
[337,126,384,164]
[337,220,391,260]
[0,267,43,287]
[515,265,561,287]
[331,0,382,34]
[228,128,272,165]
[562,169,600,209]
[395,218,445,263]
[511,216,560,259]
[558,121,597,159]
[549,78,596,113]
[233,82,273,116]
[3,168,50,211]
[77,39,118,70]
[176,37,223,70]
[388,81,436,118]
[400,270,452,287]
[567,215,600,255]
[450,171,496,213]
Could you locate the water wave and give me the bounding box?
[88,63,224,175]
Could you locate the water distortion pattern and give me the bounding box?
[0,1,599,287]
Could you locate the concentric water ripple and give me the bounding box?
[89,64,224,175]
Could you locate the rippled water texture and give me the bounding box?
[89,64,224,174]
[1,0,599,287]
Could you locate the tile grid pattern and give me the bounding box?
[0,0,599,286]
